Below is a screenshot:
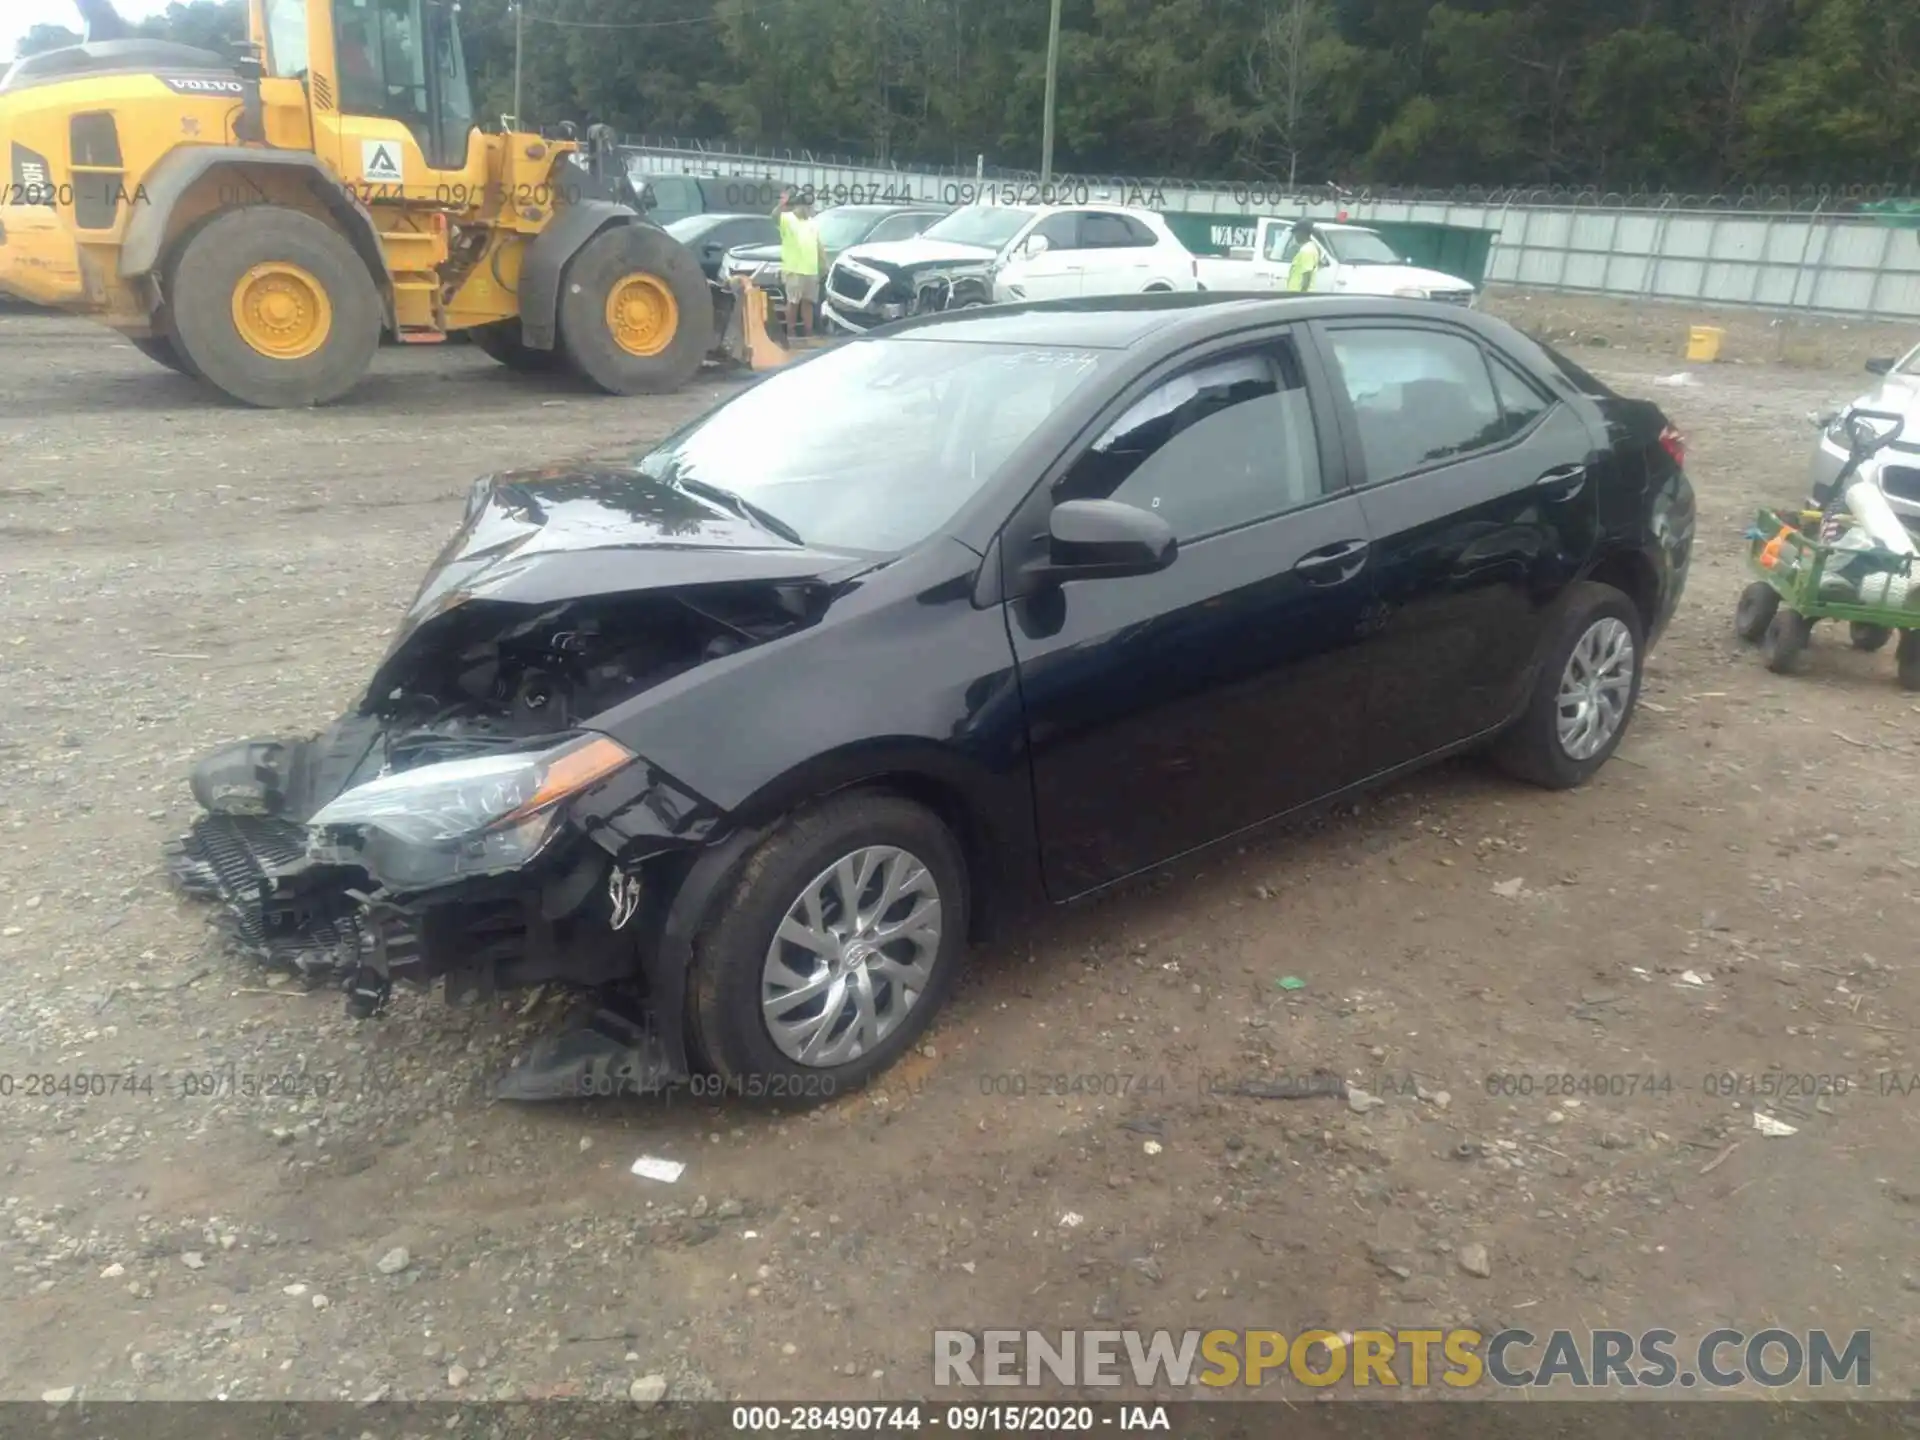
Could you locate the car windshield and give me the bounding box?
[634,339,1106,553]
[816,209,884,250]
[1323,229,1404,266]
[1889,343,1920,378]
[920,206,1037,250]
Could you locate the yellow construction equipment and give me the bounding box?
[714,276,841,371]
[0,0,711,406]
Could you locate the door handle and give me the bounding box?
[1293,537,1370,586]
[1535,463,1588,499]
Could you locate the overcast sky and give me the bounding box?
[3,0,177,61]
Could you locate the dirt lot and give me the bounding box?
[2,296,1919,1409]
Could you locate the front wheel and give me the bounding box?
[1734,582,1780,644]
[687,791,968,1099]
[1763,610,1814,674]
[1491,583,1644,790]
[557,224,710,394]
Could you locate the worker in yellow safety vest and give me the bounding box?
[772,189,824,342]
[1286,219,1325,293]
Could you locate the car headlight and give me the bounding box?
[307,732,635,891]
[1391,286,1430,299]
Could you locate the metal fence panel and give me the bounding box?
[622,141,1920,321]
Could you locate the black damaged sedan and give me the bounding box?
[171,293,1694,1100]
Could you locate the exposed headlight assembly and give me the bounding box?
[307,733,635,891]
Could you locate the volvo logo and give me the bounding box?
[161,75,246,95]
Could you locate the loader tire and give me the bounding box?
[129,332,192,376]
[470,319,565,373]
[557,224,709,395]
[168,206,381,408]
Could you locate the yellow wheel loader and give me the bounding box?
[0,0,712,406]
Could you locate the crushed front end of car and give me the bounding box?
[820,253,996,333]
[166,466,861,1099]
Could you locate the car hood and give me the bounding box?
[1335,263,1475,294]
[726,241,782,265]
[837,235,999,271]
[1846,374,1920,420]
[374,467,866,679]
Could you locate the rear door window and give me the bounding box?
[1081,212,1154,248]
[1488,354,1551,439]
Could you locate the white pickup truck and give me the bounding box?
[1194,217,1477,305]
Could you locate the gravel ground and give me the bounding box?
[2,297,1919,1406]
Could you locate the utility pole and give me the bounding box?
[1039,0,1062,184]
[512,0,524,124]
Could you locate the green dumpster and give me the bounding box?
[1162,211,1495,288]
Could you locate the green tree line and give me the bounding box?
[14,0,1917,189]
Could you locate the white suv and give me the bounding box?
[822,204,1198,333]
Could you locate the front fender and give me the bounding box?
[518,200,637,350]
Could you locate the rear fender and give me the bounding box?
[119,148,388,314]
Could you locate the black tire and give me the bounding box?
[1763,610,1814,674]
[1734,582,1780,644]
[687,791,969,1100]
[1898,631,1920,692]
[1850,622,1893,652]
[468,319,565,373]
[168,205,381,407]
[128,332,192,375]
[1491,582,1645,790]
[557,223,709,395]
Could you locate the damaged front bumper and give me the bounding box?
[165,716,739,1102]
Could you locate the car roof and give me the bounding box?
[879,291,1511,349]
[822,203,947,218]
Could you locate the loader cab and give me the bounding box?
[261,0,478,172]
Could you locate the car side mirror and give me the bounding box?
[1866,357,1894,375]
[1024,234,1051,257]
[1026,500,1177,585]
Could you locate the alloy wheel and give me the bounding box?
[760,845,943,1067]
[1556,617,1635,761]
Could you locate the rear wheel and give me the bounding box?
[1898,631,1920,692]
[687,791,968,1099]
[1763,610,1814,673]
[557,224,709,394]
[1491,583,1643,790]
[1734,582,1780,644]
[469,319,565,373]
[1849,622,1893,652]
[168,205,381,407]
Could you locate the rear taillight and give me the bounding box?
[1659,424,1686,469]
